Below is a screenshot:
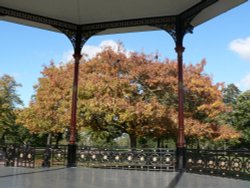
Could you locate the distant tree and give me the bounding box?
[231,90,250,148]
[0,74,23,143]
[222,83,241,105]
[219,84,241,134]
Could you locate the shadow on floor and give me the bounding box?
[0,167,66,178]
[166,172,183,188]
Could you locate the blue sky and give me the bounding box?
[1,2,250,106]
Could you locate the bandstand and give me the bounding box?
[0,0,248,175]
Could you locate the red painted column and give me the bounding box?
[69,53,82,145]
[176,45,185,149]
[67,26,86,167]
[175,45,186,170]
[67,52,82,167]
[67,28,83,167]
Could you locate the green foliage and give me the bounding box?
[222,83,241,105]
[231,90,250,148]
[0,74,23,143]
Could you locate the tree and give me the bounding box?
[219,84,241,133]
[77,48,238,147]
[17,62,73,145]
[16,44,240,148]
[123,57,239,145]
[183,63,241,146]
[231,90,250,148]
[77,48,174,148]
[0,74,23,143]
[222,83,241,105]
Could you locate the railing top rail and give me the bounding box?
[186,148,250,153]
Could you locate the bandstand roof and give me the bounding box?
[0,0,247,35]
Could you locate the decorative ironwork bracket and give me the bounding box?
[154,0,217,45]
[55,27,100,53]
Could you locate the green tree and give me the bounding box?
[222,83,241,105]
[219,83,241,133]
[232,90,250,148]
[0,74,23,143]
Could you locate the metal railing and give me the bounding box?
[1,144,250,180]
[77,147,175,171]
[186,149,250,180]
[1,144,35,168]
[1,144,175,171]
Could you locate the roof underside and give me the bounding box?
[0,0,247,35]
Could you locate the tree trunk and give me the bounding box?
[47,133,52,146]
[129,134,137,149]
[1,133,5,144]
[55,133,62,147]
[157,138,161,148]
[196,139,200,150]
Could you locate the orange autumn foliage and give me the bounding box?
[17,45,240,144]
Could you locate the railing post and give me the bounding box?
[42,145,51,167]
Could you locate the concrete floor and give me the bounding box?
[0,166,250,188]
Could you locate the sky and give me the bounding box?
[1,2,250,106]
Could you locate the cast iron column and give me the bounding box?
[176,45,186,170]
[67,28,82,167]
[175,20,186,171]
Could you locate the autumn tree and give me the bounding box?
[120,56,240,145]
[16,44,240,148]
[183,62,241,146]
[17,62,73,145]
[77,48,175,148]
[76,47,239,147]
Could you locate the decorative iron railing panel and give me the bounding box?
[16,145,35,168]
[4,144,18,167]
[186,149,250,180]
[2,144,35,168]
[77,147,175,171]
[2,143,250,180]
[51,145,67,166]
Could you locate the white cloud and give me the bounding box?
[229,37,250,62]
[61,50,74,63]
[100,40,120,51]
[61,40,131,63]
[237,73,250,91]
[82,44,102,59]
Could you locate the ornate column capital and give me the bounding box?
[175,46,185,53]
[73,53,82,61]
